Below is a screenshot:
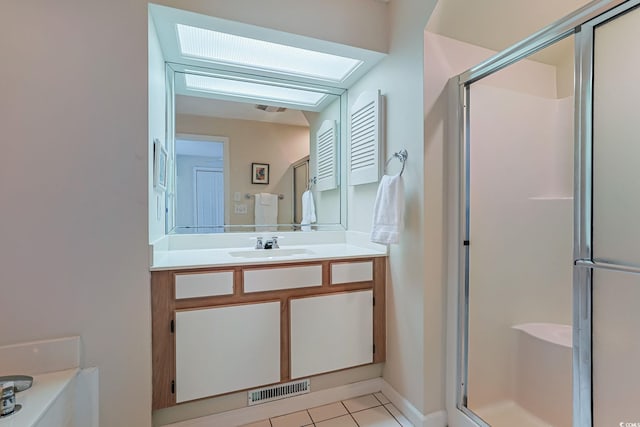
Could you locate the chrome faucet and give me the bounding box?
[0,375,32,417]
[260,236,280,250]
[255,236,279,249]
[1,381,15,417]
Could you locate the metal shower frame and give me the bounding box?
[449,1,640,426]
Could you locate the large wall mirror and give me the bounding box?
[149,3,386,235]
[166,65,346,233]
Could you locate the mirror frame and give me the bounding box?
[164,63,348,234]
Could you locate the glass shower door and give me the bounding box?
[463,41,575,425]
[450,2,640,426]
[591,5,640,426]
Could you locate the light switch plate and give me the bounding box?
[234,192,242,202]
[234,204,248,214]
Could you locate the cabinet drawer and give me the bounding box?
[244,265,322,293]
[175,271,234,299]
[331,261,373,285]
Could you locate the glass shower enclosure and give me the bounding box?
[447,1,640,426]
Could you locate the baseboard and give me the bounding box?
[380,380,448,427]
[164,377,448,427]
[166,378,383,426]
[424,410,448,427]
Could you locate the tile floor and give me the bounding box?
[241,393,413,427]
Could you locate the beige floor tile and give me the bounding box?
[308,402,349,422]
[342,394,381,413]
[270,410,313,427]
[315,414,359,427]
[385,404,414,427]
[239,420,272,427]
[351,406,401,426]
[374,392,391,405]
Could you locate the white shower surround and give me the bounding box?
[510,322,572,426]
[466,81,574,413]
[512,322,572,348]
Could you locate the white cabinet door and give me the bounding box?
[175,302,280,403]
[290,290,373,378]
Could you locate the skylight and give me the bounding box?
[184,74,327,106]
[176,24,363,82]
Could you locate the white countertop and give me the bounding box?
[0,369,78,427]
[151,243,387,271]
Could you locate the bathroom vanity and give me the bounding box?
[151,249,386,409]
[147,1,391,415]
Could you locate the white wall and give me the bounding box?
[345,0,439,416]
[175,114,309,226]
[0,2,151,427]
[150,15,167,243]
[556,40,575,99]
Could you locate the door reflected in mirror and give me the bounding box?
[175,135,227,233]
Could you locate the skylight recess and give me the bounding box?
[184,74,327,106]
[177,24,363,82]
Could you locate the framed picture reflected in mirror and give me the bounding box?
[251,162,269,184]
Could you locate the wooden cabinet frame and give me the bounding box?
[151,257,386,409]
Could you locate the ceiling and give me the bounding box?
[152,4,382,127]
[426,0,591,65]
[171,1,593,125]
[176,95,310,127]
[150,4,386,90]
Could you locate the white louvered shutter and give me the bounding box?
[315,120,338,191]
[349,90,383,186]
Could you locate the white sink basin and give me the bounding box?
[229,248,314,258]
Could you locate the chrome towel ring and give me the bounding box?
[384,149,408,176]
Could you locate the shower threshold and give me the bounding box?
[473,400,555,427]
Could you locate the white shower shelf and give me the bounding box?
[528,196,573,201]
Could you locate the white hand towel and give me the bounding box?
[301,190,316,232]
[259,192,273,206]
[370,174,405,244]
[255,193,278,232]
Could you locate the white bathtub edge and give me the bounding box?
[0,336,80,376]
[75,367,99,427]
